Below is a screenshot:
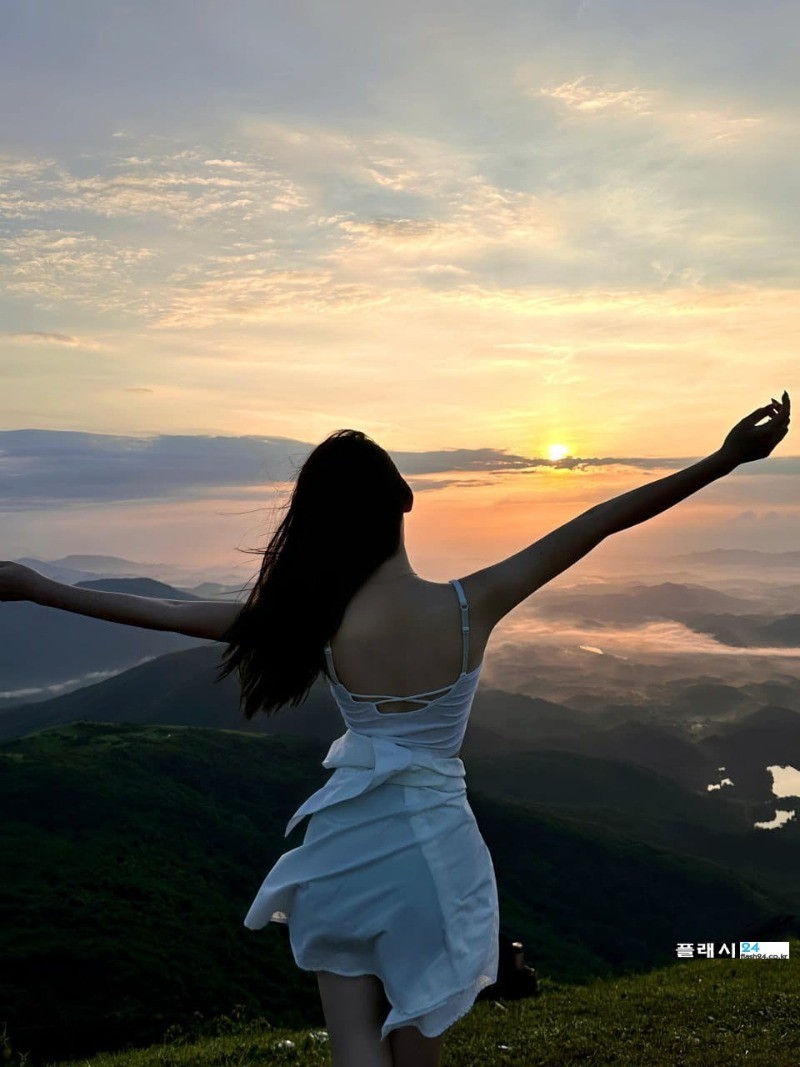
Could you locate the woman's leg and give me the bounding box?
[388,1025,446,1067]
[315,970,394,1067]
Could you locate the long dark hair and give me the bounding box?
[215,429,414,719]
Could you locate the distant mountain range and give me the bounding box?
[18,553,253,589]
[536,579,753,619]
[675,548,800,566]
[686,611,800,647]
[535,580,800,646]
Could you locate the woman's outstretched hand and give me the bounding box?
[720,391,790,465]
[0,561,46,602]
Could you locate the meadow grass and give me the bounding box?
[44,937,799,1067]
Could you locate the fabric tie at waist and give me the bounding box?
[284,729,466,837]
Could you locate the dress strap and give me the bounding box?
[323,639,339,684]
[449,577,470,676]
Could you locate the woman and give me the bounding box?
[0,392,790,1067]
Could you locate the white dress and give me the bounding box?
[243,579,500,1041]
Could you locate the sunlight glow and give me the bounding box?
[548,444,570,462]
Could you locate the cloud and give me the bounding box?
[0,149,308,225]
[153,268,392,329]
[0,429,795,511]
[3,331,84,347]
[0,83,796,327]
[537,76,658,117]
[0,228,156,313]
[534,74,771,150]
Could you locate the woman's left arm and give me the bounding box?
[1,563,243,641]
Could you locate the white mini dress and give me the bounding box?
[243,578,500,1041]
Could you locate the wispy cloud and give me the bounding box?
[1,72,796,328]
[533,74,773,149]
[4,331,87,347]
[537,77,658,117]
[154,269,391,329]
[0,228,156,312]
[0,149,308,224]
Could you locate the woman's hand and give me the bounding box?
[720,391,790,465]
[0,561,48,602]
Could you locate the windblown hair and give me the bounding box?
[215,429,413,719]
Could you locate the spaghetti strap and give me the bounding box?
[449,577,470,677]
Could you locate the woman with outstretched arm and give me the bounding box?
[0,390,790,1067]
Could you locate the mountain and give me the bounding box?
[534,581,752,625]
[0,578,238,708]
[462,688,600,749]
[675,548,800,567]
[1,721,793,1065]
[683,611,800,648]
[711,705,800,734]
[658,679,752,718]
[0,644,338,743]
[696,707,800,806]
[185,581,245,598]
[468,718,718,792]
[466,743,800,903]
[17,554,162,583]
[17,554,252,589]
[466,745,738,826]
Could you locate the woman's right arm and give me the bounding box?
[462,392,790,629]
[585,392,790,538]
[584,448,738,538]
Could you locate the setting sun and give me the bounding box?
[548,444,570,462]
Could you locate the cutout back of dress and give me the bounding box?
[323,578,483,758]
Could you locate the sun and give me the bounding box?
[548,443,570,462]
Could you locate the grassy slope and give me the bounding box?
[44,940,800,1067]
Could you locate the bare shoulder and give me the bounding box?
[455,512,605,634]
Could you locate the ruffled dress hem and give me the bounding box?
[379,971,498,1041]
[289,957,498,1040]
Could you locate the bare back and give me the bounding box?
[325,575,491,715]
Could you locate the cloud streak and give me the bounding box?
[4,331,87,347]
[0,429,795,510]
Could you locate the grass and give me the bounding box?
[33,937,799,1067]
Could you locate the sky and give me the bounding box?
[1,0,798,577]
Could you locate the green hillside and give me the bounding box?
[40,942,800,1067]
[1,722,794,1065]
[467,748,800,903]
